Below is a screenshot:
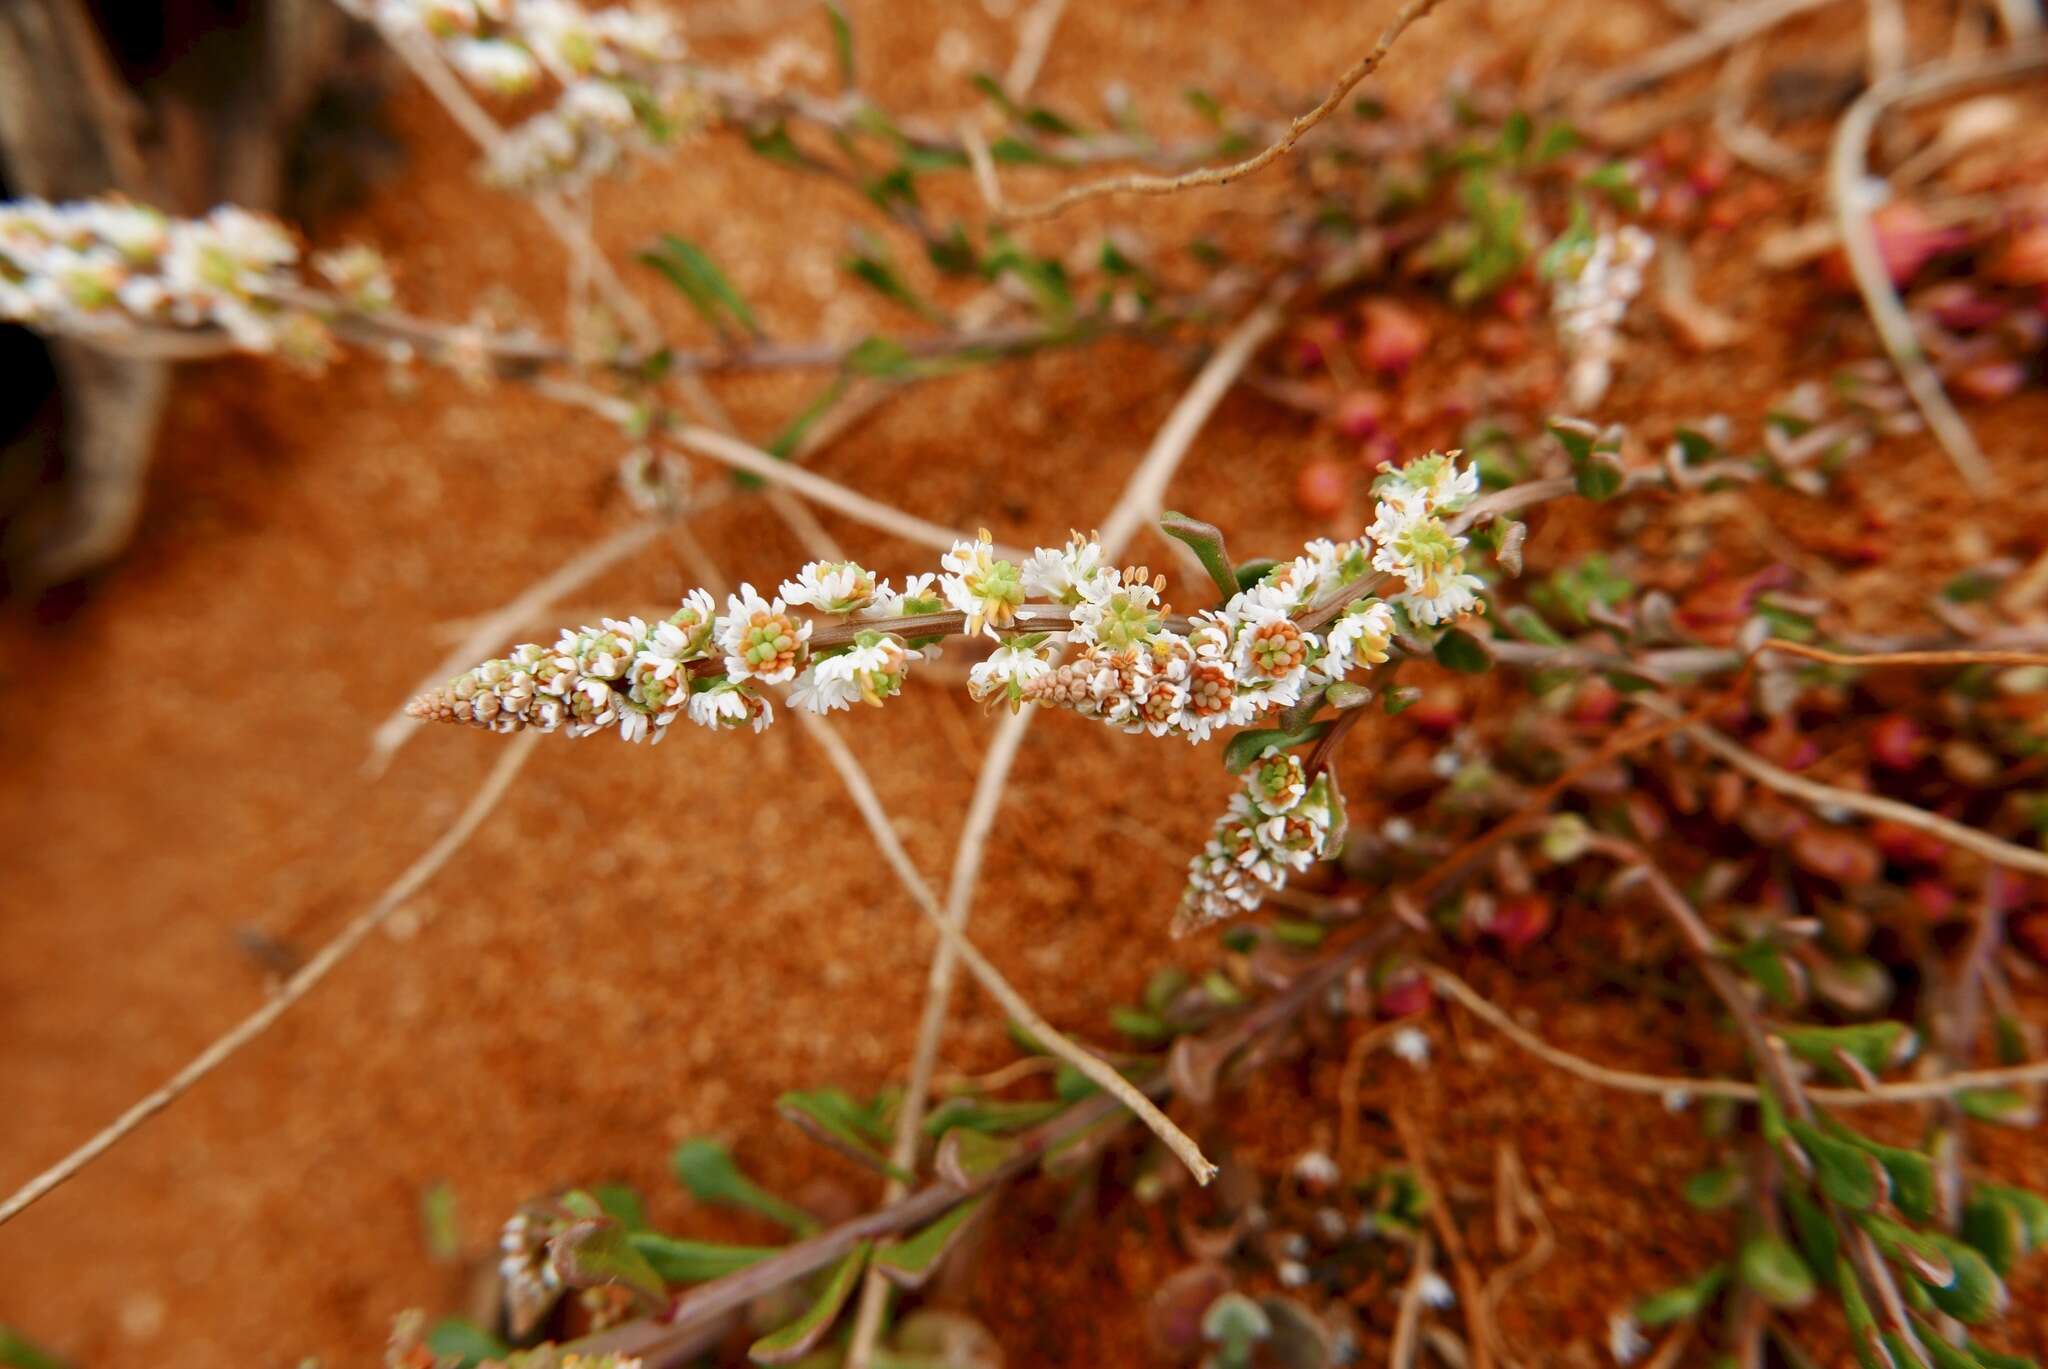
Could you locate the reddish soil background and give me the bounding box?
[3,1,2047,1365]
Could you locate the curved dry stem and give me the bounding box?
[1827,46,2048,492]
[792,709,1216,1185]
[0,732,541,1230]
[1427,964,2048,1106]
[997,0,1450,222]
[1653,704,2048,879]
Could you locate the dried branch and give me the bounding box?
[1570,0,1849,109]
[1653,705,2048,879]
[1828,45,2048,492]
[792,711,1216,1185]
[0,732,542,1230]
[1427,964,2048,1105]
[996,0,1451,222]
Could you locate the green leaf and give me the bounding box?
[1498,111,1532,159]
[1184,88,1227,128]
[671,1138,820,1234]
[1272,918,1326,948]
[629,1232,782,1284]
[1783,1184,1839,1278]
[777,1089,914,1183]
[844,335,916,377]
[1966,1341,2039,1369]
[1144,966,1190,1015]
[1974,1182,2048,1245]
[1110,1005,1171,1042]
[1682,1165,1746,1209]
[1232,557,1281,590]
[1786,1119,1886,1210]
[592,1182,648,1231]
[744,122,812,169]
[1531,122,1580,162]
[0,1328,66,1369]
[1160,511,1240,603]
[921,1096,1063,1137]
[873,1194,990,1288]
[423,1318,508,1368]
[1922,1233,2006,1324]
[640,235,762,338]
[980,230,1072,322]
[1729,940,1805,1009]
[1780,1022,1916,1081]
[1825,1125,1937,1223]
[969,72,1026,122]
[1433,627,1492,673]
[1959,1089,2040,1126]
[748,1241,871,1364]
[1739,1235,1817,1309]
[1501,604,1565,646]
[1962,1191,2029,1276]
[1633,1264,1728,1326]
[550,1218,668,1309]
[845,243,938,320]
[766,376,851,462]
[1838,1257,1896,1369]
[1582,159,1641,212]
[934,1127,1021,1186]
[1223,723,1331,774]
[420,1180,461,1262]
[822,2,853,86]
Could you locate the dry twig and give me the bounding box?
[0,732,542,1229]
[1827,45,2048,492]
[995,0,1450,221]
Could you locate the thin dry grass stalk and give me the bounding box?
[0,731,542,1230]
[995,0,1450,221]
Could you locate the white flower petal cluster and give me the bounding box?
[1368,452,1487,628]
[0,198,364,358]
[353,0,694,192]
[1174,750,1347,934]
[1551,225,1654,410]
[780,559,880,615]
[939,530,1026,638]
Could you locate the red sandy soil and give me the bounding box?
[3,1,2046,1365]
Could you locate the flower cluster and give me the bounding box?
[0,198,386,358]
[1550,225,1654,410]
[409,452,1487,747]
[1172,747,1348,935]
[353,0,698,191]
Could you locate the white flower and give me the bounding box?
[560,77,636,131]
[1608,1313,1649,1366]
[939,530,1023,638]
[1419,1272,1456,1309]
[1020,533,1110,605]
[788,662,859,714]
[862,571,941,620]
[820,634,911,706]
[1390,1027,1431,1067]
[780,560,879,615]
[688,682,773,732]
[1319,599,1395,679]
[1292,1150,1341,1187]
[968,642,1052,709]
[1377,450,1480,516]
[718,583,810,684]
[449,37,542,93]
[1400,568,1485,627]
